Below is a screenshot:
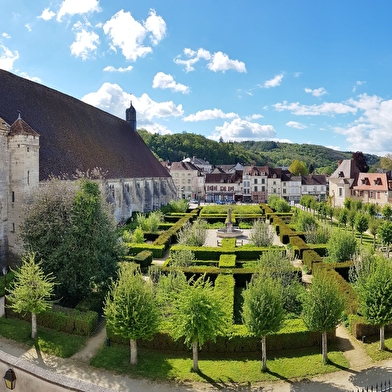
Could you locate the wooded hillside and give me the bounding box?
[138,130,380,175]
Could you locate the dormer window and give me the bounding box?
[338,171,344,177]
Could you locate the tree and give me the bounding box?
[353,255,392,350]
[301,271,344,364]
[352,151,369,173]
[289,159,309,176]
[380,153,392,171]
[369,218,381,250]
[7,253,55,339]
[338,208,348,230]
[348,209,356,234]
[378,221,392,257]
[20,178,120,307]
[382,204,392,221]
[327,230,357,262]
[249,219,273,247]
[242,275,285,371]
[367,203,377,218]
[355,214,369,245]
[170,276,225,371]
[104,263,160,365]
[177,219,207,246]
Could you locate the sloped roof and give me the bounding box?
[330,159,361,180]
[205,171,242,184]
[353,173,389,191]
[170,161,200,171]
[0,69,170,181]
[9,117,40,137]
[301,174,327,186]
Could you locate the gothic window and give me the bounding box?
[27,171,30,185]
[11,191,15,202]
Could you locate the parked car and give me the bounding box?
[216,200,225,205]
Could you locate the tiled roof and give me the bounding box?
[0,70,170,181]
[205,171,242,184]
[9,117,40,137]
[353,173,389,191]
[301,174,327,186]
[170,161,200,171]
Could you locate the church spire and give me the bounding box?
[125,99,137,131]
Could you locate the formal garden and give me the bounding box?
[3,179,392,385]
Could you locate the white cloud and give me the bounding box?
[263,74,284,88]
[103,9,166,62]
[304,87,327,97]
[152,72,189,93]
[25,24,32,32]
[174,47,245,73]
[0,45,19,71]
[286,121,307,129]
[352,80,366,93]
[81,82,183,134]
[207,51,246,73]
[70,27,100,60]
[103,65,133,72]
[2,33,11,39]
[57,0,101,22]
[174,48,211,73]
[273,101,357,116]
[245,114,263,120]
[211,118,276,141]
[38,8,56,21]
[16,71,42,83]
[183,109,238,122]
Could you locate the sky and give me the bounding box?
[2,1,392,157]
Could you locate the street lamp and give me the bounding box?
[4,369,16,390]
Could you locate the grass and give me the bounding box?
[91,343,349,384]
[0,317,87,358]
[363,333,392,362]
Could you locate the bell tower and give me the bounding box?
[125,100,137,131]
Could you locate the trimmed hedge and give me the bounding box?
[219,254,237,268]
[348,314,392,340]
[107,318,336,352]
[127,243,166,258]
[214,274,235,328]
[8,305,98,336]
[133,250,153,272]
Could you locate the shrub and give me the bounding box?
[327,229,358,263]
[249,219,273,247]
[219,254,236,268]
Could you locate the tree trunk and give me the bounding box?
[321,330,328,364]
[130,339,138,365]
[192,342,199,372]
[380,325,385,351]
[31,312,37,339]
[261,335,267,372]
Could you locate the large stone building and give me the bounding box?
[0,70,176,267]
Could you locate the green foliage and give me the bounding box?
[293,210,317,232]
[242,274,284,336]
[20,178,120,308]
[268,195,291,212]
[326,229,357,262]
[218,254,236,268]
[169,199,189,213]
[249,219,273,247]
[378,221,392,256]
[355,214,369,244]
[176,219,207,246]
[170,249,196,267]
[382,204,392,220]
[136,211,164,232]
[288,159,308,175]
[170,276,226,349]
[214,274,235,329]
[8,253,55,317]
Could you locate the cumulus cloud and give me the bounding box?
[207,51,246,73]
[17,71,42,83]
[103,9,166,62]
[70,24,100,60]
[245,114,263,121]
[211,118,276,141]
[263,74,284,88]
[2,33,11,39]
[273,100,357,116]
[38,8,56,21]
[286,121,307,129]
[183,109,238,122]
[81,82,183,134]
[174,47,245,73]
[103,65,133,72]
[304,87,327,97]
[57,0,101,22]
[0,45,19,71]
[352,80,366,93]
[152,72,190,94]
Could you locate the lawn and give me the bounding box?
[363,333,392,362]
[0,317,87,358]
[91,343,349,384]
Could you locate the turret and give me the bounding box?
[125,100,137,131]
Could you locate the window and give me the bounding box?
[254,186,258,192]
[254,179,258,184]
[27,171,30,185]
[283,189,286,194]
[273,181,276,185]
[370,191,374,198]
[262,186,265,192]
[261,178,265,184]
[27,147,30,152]
[338,187,343,197]
[11,191,15,202]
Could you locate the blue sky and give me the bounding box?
[2,1,392,156]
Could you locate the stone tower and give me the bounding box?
[0,118,10,269]
[125,100,137,131]
[7,115,40,260]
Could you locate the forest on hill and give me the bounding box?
[138,129,380,175]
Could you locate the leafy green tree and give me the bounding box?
[382,204,392,221]
[276,198,291,213]
[367,203,377,218]
[352,151,369,173]
[327,230,357,262]
[170,276,225,371]
[8,253,55,339]
[300,195,315,211]
[378,221,392,257]
[242,275,285,371]
[348,209,356,234]
[136,211,164,232]
[353,255,392,350]
[301,271,344,364]
[20,178,120,307]
[289,159,309,176]
[338,208,348,230]
[104,263,160,365]
[249,219,273,247]
[294,210,317,232]
[380,154,392,171]
[369,218,381,250]
[344,198,353,210]
[355,214,369,245]
[169,199,189,212]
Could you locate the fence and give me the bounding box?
[354,380,392,392]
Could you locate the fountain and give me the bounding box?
[216,208,244,238]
